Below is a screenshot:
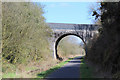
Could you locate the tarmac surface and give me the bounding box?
[46,56,82,79]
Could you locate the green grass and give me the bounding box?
[2,56,77,78]
[2,73,19,78]
[37,58,73,78]
[80,58,94,78]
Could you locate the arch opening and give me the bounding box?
[54,33,86,60]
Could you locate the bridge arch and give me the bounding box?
[53,33,86,60]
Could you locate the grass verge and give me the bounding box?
[80,58,94,78]
[2,73,18,78]
[37,58,73,78]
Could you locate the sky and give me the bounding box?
[39,2,97,44]
[41,2,97,24]
[67,35,84,46]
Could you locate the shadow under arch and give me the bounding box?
[54,33,86,60]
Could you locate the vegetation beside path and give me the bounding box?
[2,2,53,78]
[37,56,78,78]
[80,58,94,78]
[86,1,120,78]
[37,56,98,79]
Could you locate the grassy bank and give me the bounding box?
[80,58,94,78]
[37,57,74,78]
[2,59,58,78]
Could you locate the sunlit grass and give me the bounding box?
[2,73,19,78]
[80,58,94,78]
[37,58,73,78]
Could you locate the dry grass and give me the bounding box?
[2,58,60,78]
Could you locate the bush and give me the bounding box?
[86,2,120,78]
[2,2,52,66]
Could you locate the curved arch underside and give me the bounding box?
[54,33,86,60]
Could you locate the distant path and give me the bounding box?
[46,56,82,79]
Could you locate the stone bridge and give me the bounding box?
[47,23,100,60]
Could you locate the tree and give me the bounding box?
[2,2,52,65]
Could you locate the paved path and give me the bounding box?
[46,56,82,79]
